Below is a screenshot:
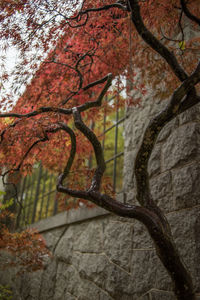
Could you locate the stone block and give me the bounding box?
[172,163,200,209]
[123,151,136,190]
[150,171,173,212]
[58,292,76,300]
[131,250,172,293]
[73,220,103,253]
[150,290,175,300]
[103,221,133,271]
[43,227,66,251]
[148,144,161,177]
[131,250,156,294]
[54,226,74,264]
[72,252,135,299]
[138,293,151,300]
[167,206,200,291]
[157,118,178,143]
[39,259,57,300]
[54,262,81,299]
[20,270,43,300]
[78,280,113,300]
[150,171,172,199]
[162,123,200,171]
[179,103,200,125]
[132,221,153,249]
[125,188,137,204]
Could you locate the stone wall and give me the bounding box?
[1,99,200,300]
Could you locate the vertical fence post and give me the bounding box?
[113,90,119,191]
[26,172,35,224]
[31,164,42,223]
[45,173,53,218]
[16,176,27,228]
[53,190,58,216]
[39,169,47,220]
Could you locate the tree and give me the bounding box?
[0,0,200,299]
[0,191,50,273]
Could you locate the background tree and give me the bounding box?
[0,0,200,299]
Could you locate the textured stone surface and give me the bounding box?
[157,117,179,143]
[150,290,175,300]
[172,163,200,209]
[103,220,133,271]
[132,220,153,249]
[167,206,200,291]
[54,262,81,299]
[148,144,161,177]
[39,259,57,300]
[123,150,136,190]
[162,123,200,171]
[73,220,103,253]
[54,226,74,263]
[150,171,173,212]
[72,251,135,299]
[179,103,200,125]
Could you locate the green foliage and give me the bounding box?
[0,285,13,300]
[0,197,14,212]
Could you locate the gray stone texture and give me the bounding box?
[1,99,200,299]
[162,123,200,171]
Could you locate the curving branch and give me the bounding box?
[56,105,195,300]
[80,2,128,14]
[128,0,188,82]
[0,73,113,121]
[46,50,95,102]
[135,61,200,208]
[0,119,21,143]
[73,107,106,191]
[180,0,200,26]
[77,73,113,111]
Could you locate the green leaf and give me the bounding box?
[178,40,185,51]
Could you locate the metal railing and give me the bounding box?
[17,165,58,227]
[16,87,125,227]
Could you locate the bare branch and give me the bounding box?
[0,73,112,120]
[0,107,72,119]
[73,107,106,191]
[180,0,200,26]
[77,73,113,111]
[80,2,128,14]
[128,0,188,81]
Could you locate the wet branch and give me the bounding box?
[135,61,200,207]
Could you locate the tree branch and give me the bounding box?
[180,0,200,26]
[135,61,200,208]
[128,0,188,81]
[0,73,112,120]
[73,107,106,191]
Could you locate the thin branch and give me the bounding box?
[77,73,113,111]
[0,107,72,119]
[80,3,128,14]
[73,107,106,191]
[180,0,200,26]
[53,123,76,184]
[0,120,21,143]
[128,0,188,82]
[0,73,113,120]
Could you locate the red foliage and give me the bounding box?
[0,210,50,273]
